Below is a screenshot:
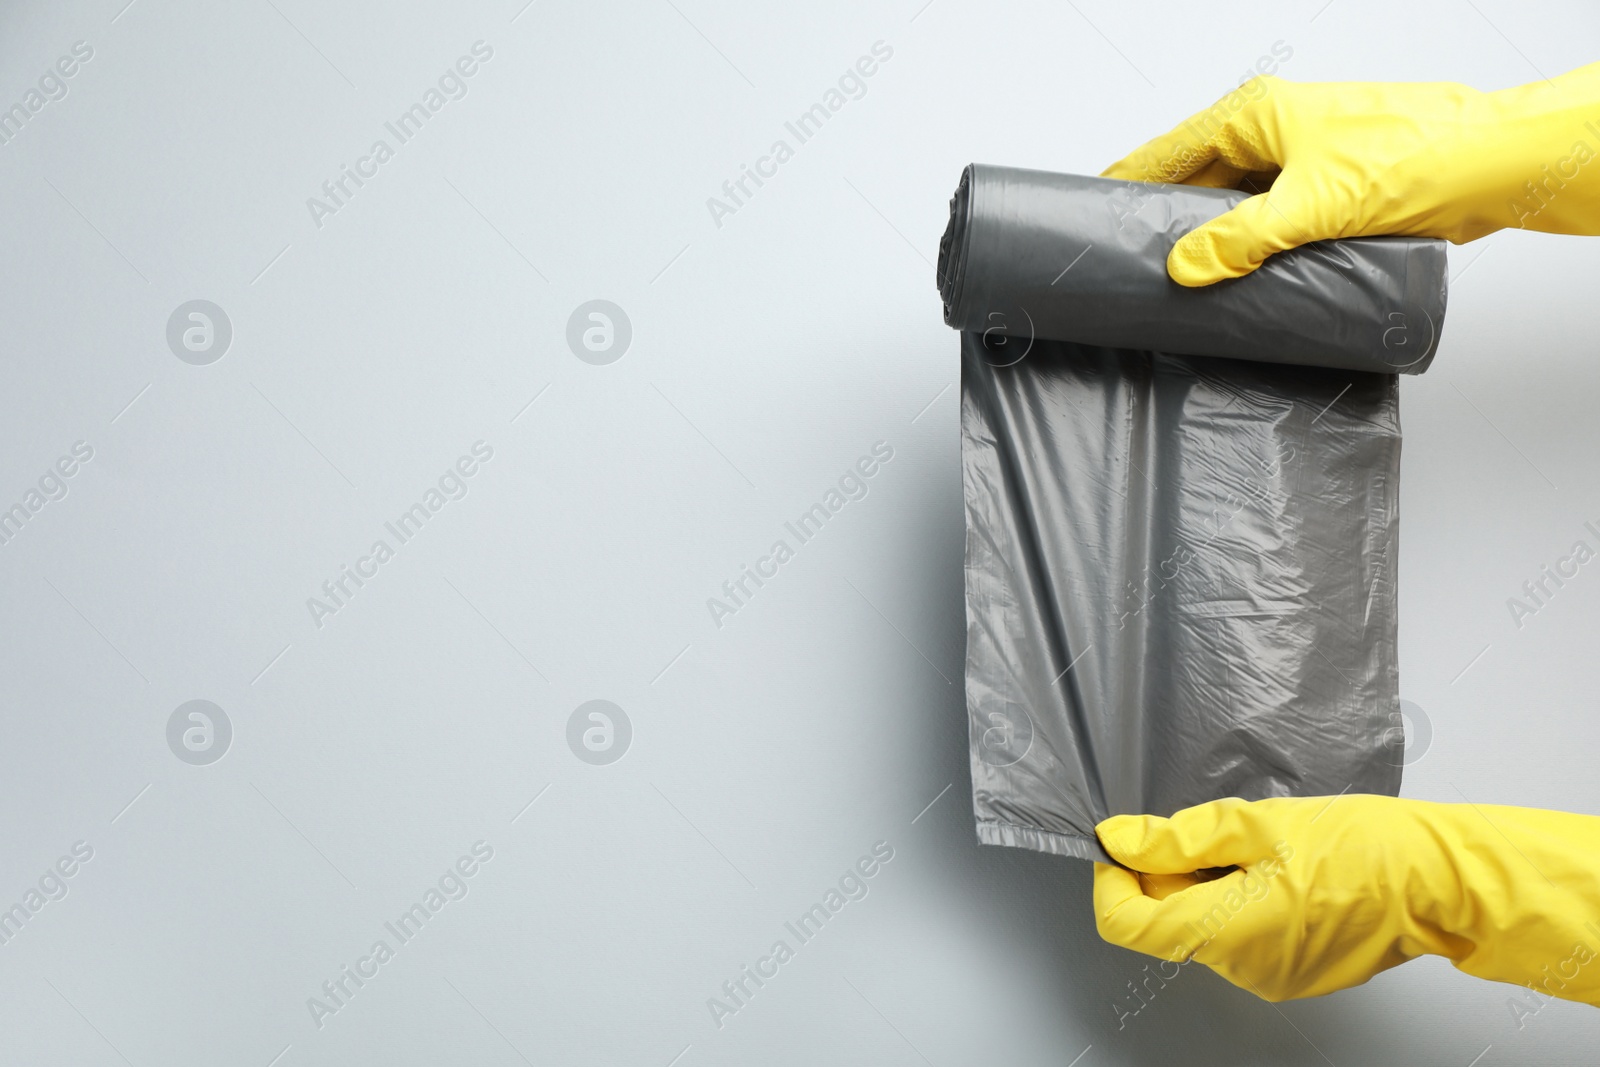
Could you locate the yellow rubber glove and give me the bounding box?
[1094,795,1600,1004]
[1101,63,1600,285]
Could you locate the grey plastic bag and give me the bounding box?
[939,165,1448,862]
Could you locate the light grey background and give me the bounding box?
[2,0,1597,1063]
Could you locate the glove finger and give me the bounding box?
[1103,158,1272,192]
[1184,157,1251,189]
[1095,864,1257,962]
[1098,797,1290,872]
[1100,77,1285,186]
[1093,863,1165,953]
[1166,188,1322,287]
[1100,129,1217,184]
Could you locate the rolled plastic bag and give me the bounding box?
[941,164,1446,373]
[940,165,1447,863]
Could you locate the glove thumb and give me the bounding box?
[1098,797,1292,873]
[1167,190,1315,287]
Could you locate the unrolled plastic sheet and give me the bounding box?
[938,165,1448,863]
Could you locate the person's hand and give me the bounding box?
[1094,794,1600,1004]
[1101,63,1600,286]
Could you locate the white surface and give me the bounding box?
[1,0,1597,1063]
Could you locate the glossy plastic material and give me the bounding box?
[940,165,1448,862]
[941,165,1447,373]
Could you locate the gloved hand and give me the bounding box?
[1101,63,1600,285]
[1094,795,1600,1003]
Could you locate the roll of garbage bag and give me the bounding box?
[939,164,1446,374]
[940,165,1447,864]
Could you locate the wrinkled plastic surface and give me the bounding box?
[940,165,1447,863]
